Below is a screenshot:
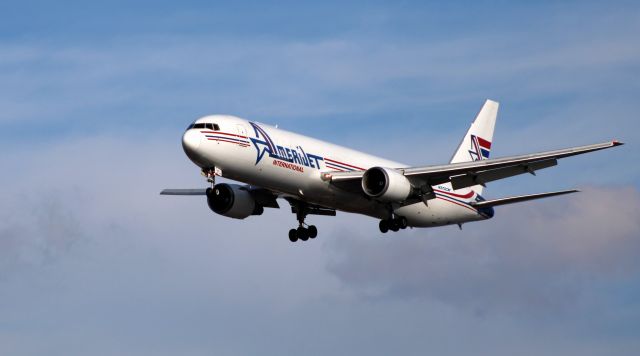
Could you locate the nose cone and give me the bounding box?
[182,129,203,164]
[182,129,201,152]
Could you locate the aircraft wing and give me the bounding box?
[470,189,579,208]
[329,140,623,192]
[160,186,280,208]
[160,188,207,195]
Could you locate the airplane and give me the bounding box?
[161,100,623,242]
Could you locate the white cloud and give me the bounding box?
[326,186,640,317]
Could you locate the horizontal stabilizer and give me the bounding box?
[470,189,579,208]
[160,189,207,195]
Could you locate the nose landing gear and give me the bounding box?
[379,216,408,233]
[201,167,220,188]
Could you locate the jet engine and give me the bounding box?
[207,183,264,219]
[361,167,413,202]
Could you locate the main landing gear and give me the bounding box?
[288,225,318,242]
[379,216,408,233]
[288,203,318,242]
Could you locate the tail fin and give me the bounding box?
[449,99,499,194]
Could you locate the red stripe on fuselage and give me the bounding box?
[201,131,248,139]
[207,138,250,147]
[436,196,478,213]
[433,188,475,199]
[324,158,364,170]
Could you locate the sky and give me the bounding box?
[0,1,639,355]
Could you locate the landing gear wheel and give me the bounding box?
[390,220,400,232]
[308,225,318,239]
[398,217,408,229]
[289,201,320,241]
[297,226,309,241]
[379,220,389,233]
[289,229,298,242]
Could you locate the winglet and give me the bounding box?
[612,139,624,146]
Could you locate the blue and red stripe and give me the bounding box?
[472,135,491,159]
[433,189,478,213]
[200,130,250,147]
[324,158,364,172]
[436,195,477,213]
[201,130,248,140]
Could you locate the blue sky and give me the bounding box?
[0,1,639,355]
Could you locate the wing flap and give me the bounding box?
[471,189,579,208]
[450,158,557,190]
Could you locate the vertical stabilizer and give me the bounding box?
[449,99,499,194]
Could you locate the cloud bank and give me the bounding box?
[326,186,640,317]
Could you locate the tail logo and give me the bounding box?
[468,134,491,161]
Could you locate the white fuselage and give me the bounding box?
[182,115,493,227]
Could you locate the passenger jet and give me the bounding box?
[161,100,623,242]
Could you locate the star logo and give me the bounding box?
[250,137,273,165]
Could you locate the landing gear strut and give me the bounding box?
[202,167,219,188]
[379,216,408,233]
[288,203,318,242]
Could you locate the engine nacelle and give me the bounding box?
[362,166,412,202]
[206,183,264,219]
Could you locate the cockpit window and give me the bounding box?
[204,123,220,131]
[189,123,219,130]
